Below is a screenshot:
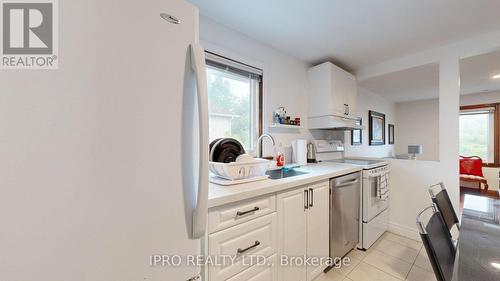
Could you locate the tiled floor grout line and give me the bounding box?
[335,233,430,281]
[370,246,417,266]
[367,252,411,281]
[338,249,366,281]
[404,244,424,280]
[370,234,424,281]
[411,262,433,273]
[343,260,361,281]
[382,236,422,250]
[352,249,405,281]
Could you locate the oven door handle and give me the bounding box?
[335,178,359,188]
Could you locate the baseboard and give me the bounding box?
[387,221,420,241]
[460,187,500,198]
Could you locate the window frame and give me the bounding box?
[205,51,264,154]
[459,103,500,167]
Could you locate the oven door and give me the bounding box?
[362,174,389,222]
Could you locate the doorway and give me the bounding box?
[459,50,500,210]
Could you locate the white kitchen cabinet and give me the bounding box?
[308,62,357,119]
[208,213,277,281]
[277,188,308,281]
[226,255,277,281]
[277,180,330,281]
[208,194,276,234]
[306,182,330,281]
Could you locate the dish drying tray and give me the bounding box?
[209,175,269,186]
[209,158,270,180]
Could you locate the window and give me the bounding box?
[205,52,263,153]
[459,103,500,166]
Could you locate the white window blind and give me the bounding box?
[205,52,263,152]
[459,107,495,163]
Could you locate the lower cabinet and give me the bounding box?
[277,180,330,281]
[305,182,330,280]
[226,255,277,281]
[206,180,330,281]
[208,213,277,281]
[276,187,308,281]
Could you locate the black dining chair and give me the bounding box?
[416,204,457,281]
[428,182,460,235]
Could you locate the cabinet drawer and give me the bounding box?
[208,194,276,233]
[209,213,277,281]
[225,255,276,281]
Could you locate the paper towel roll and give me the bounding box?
[292,139,307,166]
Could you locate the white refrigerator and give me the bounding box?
[0,1,208,281]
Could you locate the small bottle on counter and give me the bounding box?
[276,143,285,166]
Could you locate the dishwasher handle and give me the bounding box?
[334,178,360,188]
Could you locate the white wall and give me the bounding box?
[344,87,396,158]
[460,90,500,105]
[389,91,500,160]
[199,16,319,156]
[384,92,500,196]
[460,90,500,191]
[386,159,444,240]
[199,17,401,161]
[355,33,500,241]
[347,30,500,241]
[377,57,461,241]
[395,98,439,161]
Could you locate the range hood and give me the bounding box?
[308,115,365,130]
[307,62,364,131]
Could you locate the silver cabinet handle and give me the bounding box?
[344,104,349,115]
[309,188,314,207]
[304,189,309,210]
[237,240,260,254]
[236,207,259,217]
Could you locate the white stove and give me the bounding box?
[325,159,387,170]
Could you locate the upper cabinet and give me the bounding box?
[308,62,358,120]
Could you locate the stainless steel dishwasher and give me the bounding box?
[330,171,361,260]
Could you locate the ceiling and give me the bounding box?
[358,49,500,102]
[359,63,439,103]
[460,49,500,95]
[189,0,500,72]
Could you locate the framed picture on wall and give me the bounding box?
[388,124,395,144]
[351,119,362,145]
[369,110,385,145]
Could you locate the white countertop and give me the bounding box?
[208,162,362,208]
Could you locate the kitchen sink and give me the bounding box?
[266,168,308,180]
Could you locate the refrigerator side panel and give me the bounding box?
[0,1,203,281]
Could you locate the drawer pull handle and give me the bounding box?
[304,189,309,210]
[309,188,314,207]
[236,207,260,217]
[237,240,260,254]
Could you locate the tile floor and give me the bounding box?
[317,232,436,281]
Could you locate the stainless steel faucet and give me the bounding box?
[256,133,276,158]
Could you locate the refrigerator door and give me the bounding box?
[0,1,206,281]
